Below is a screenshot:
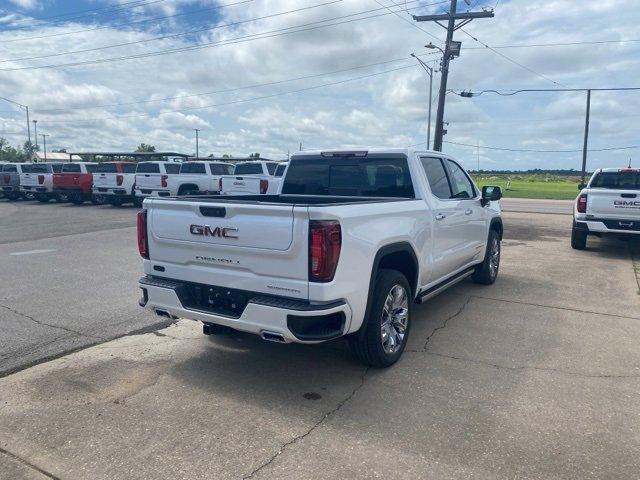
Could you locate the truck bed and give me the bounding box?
[153,194,415,207]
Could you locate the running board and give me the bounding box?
[415,267,475,304]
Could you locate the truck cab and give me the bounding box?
[52,162,98,204]
[572,167,640,249]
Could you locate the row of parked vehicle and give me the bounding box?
[0,159,289,206]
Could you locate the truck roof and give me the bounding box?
[597,167,640,173]
[291,148,449,158]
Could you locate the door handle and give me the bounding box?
[435,213,446,221]
[465,208,473,215]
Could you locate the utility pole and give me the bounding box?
[194,129,200,159]
[476,139,480,172]
[414,1,494,151]
[32,120,38,149]
[0,96,30,144]
[580,89,591,186]
[41,134,49,161]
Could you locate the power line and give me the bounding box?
[464,38,640,50]
[0,2,442,72]
[5,0,166,30]
[33,53,437,113]
[1,0,253,44]
[39,63,419,124]
[372,0,443,42]
[443,139,640,153]
[0,0,345,64]
[450,87,640,96]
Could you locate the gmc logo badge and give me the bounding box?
[614,200,640,207]
[190,225,239,238]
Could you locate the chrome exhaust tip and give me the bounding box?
[261,330,286,343]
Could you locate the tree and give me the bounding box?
[22,140,37,160]
[135,143,156,153]
[52,148,67,153]
[249,152,260,159]
[221,154,233,159]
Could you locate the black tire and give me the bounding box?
[56,192,68,203]
[178,186,198,196]
[109,196,124,207]
[349,269,412,368]
[472,229,501,285]
[35,193,50,203]
[91,194,106,205]
[69,192,84,205]
[571,223,587,250]
[5,192,21,201]
[133,196,144,208]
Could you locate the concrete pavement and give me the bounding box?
[1,203,639,479]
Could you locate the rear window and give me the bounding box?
[164,163,181,174]
[275,164,287,177]
[590,171,640,190]
[180,162,206,174]
[52,164,63,173]
[122,163,136,173]
[29,164,50,173]
[282,156,415,198]
[2,165,17,172]
[266,162,277,175]
[85,164,98,173]
[136,163,160,173]
[209,163,234,175]
[62,164,81,173]
[96,163,118,173]
[234,163,263,175]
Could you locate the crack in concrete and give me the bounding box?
[467,295,640,321]
[242,366,370,479]
[0,446,61,480]
[629,242,640,295]
[407,296,473,353]
[420,351,640,379]
[0,303,102,339]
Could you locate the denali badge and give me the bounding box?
[190,224,239,238]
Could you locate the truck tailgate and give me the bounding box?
[136,173,164,189]
[20,173,39,187]
[221,176,264,195]
[587,189,640,220]
[93,173,119,188]
[145,198,310,299]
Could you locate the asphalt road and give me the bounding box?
[501,197,574,215]
[1,196,639,480]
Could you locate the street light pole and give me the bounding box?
[41,134,49,161]
[194,129,200,159]
[580,89,591,186]
[32,120,38,149]
[411,53,435,149]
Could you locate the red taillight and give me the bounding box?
[577,194,587,213]
[309,220,341,282]
[38,175,45,184]
[259,179,268,194]
[161,175,168,188]
[116,174,123,186]
[3,174,9,184]
[218,177,223,192]
[73,175,80,185]
[137,209,149,259]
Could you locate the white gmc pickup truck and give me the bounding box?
[137,149,503,367]
[572,167,640,249]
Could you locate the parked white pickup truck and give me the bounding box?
[168,161,234,196]
[572,167,640,249]
[219,160,281,195]
[92,161,137,206]
[20,162,64,202]
[133,161,182,207]
[137,149,503,367]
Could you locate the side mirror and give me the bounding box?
[578,183,586,190]
[481,185,502,206]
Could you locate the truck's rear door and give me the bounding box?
[587,169,640,221]
[135,162,164,190]
[145,198,310,299]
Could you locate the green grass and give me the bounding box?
[472,175,580,200]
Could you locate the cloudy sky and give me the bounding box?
[0,0,638,170]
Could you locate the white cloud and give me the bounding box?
[8,0,41,10]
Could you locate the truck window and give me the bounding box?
[3,165,17,172]
[122,163,137,173]
[590,171,640,190]
[52,164,63,173]
[266,162,277,175]
[209,164,234,175]
[96,163,118,173]
[62,164,81,173]
[164,163,181,174]
[180,162,206,174]
[275,164,287,177]
[85,164,98,173]
[136,163,160,174]
[420,157,451,199]
[234,163,263,175]
[446,160,476,199]
[29,164,49,173]
[282,156,415,198]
